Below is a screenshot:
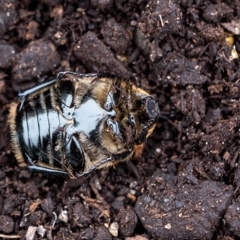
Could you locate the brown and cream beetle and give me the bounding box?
[8,72,159,178]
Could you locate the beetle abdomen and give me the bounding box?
[9,82,85,175]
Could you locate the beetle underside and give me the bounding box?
[8,72,159,178]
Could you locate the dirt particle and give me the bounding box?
[12,40,60,84]
[108,221,119,237]
[58,210,68,223]
[41,198,54,215]
[0,215,14,233]
[25,226,37,240]
[118,208,138,237]
[73,31,130,78]
[101,18,130,54]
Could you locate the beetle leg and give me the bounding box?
[18,79,57,98]
[18,96,25,112]
[18,79,57,112]
[24,153,68,176]
[76,157,112,177]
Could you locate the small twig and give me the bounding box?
[90,181,104,201]
[159,14,164,27]
[194,167,210,180]
[80,194,110,218]
[0,234,21,239]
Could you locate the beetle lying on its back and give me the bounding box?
[8,72,159,178]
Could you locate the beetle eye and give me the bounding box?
[128,113,136,127]
[104,92,115,111]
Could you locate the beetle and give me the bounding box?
[8,71,159,178]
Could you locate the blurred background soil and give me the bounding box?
[0,0,240,239]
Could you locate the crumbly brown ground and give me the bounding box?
[1,0,240,239]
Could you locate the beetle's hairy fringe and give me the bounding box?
[7,102,27,167]
[73,80,92,107]
[46,140,53,166]
[50,85,58,111]
[79,132,108,171]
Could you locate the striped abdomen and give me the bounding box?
[9,81,85,175]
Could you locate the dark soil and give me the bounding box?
[1,0,240,239]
